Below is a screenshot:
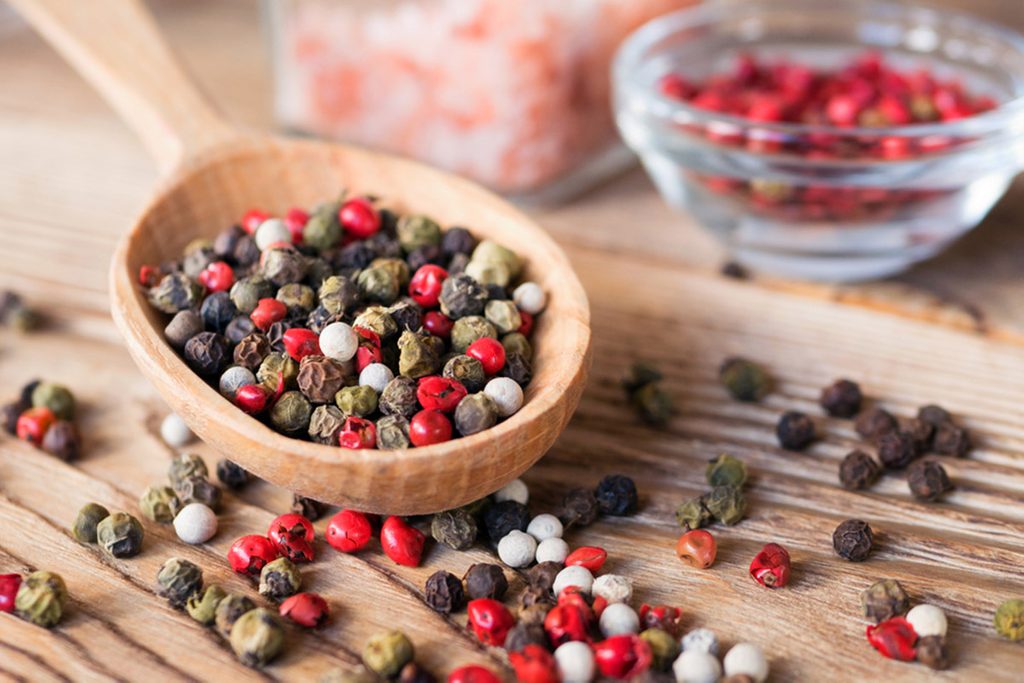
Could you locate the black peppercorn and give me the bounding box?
[431,509,478,550]
[200,291,238,333]
[832,519,874,561]
[483,500,529,544]
[407,245,443,273]
[498,352,533,387]
[291,494,327,522]
[439,274,487,319]
[184,332,231,377]
[595,474,638,516]
[559,488,600,529]
[838,450,881,490]
[933,421,970,457]
[518,586,555,611]
[907,460,953,501]
[525,561,562,596]
[776,411,815,450]
[214,225,245,260]
[216,459,250,490]
[878,431,919,470]
[398,663,437,683]
[266,320,295,354]
[855,407,898,444]
[819,379,862,418]
[463,563,508,601]
[916,635,949,670]
[41,420,80,461]
[1,401,21,435]
[423,571,464,614]
[917,404,951,428]
[388,300,423,333]
[225,315,256,344]
[900,417,934,453]
[504,622,548,653]
[441,227,477,256]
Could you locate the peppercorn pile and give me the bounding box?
[140,195,545,449]
[1,379,81,461]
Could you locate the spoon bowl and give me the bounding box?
[14,0,590,514]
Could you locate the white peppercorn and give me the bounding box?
[681,628,719,655]
[219,366,256,400]
[497,530,537,568]
[599,603,639,637]
[484,377,524,418]
[254,218,292,250]
[592,574,633,604]
[494,478,529,505]
[160,413,194,448]
[906,604,947,638]
[672,650,722,683]
[723,642,768,683]
[554,641,596,683]
[513,282,546,315]
[526,513,563,541]
[359,363,394,394]
[319,322,358,362]
[535,537,570,565]
[552,565,593,597]
[173,503,218,544]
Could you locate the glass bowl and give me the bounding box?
[613,0,1024,281]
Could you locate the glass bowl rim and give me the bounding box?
[614,0,1024,141]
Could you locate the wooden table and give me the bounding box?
[1,2,1022,681]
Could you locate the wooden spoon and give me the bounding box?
[12,0,591,514]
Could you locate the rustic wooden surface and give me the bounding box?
[1,1,1023,681]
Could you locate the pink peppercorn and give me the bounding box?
[284,207,309,244]
[448,666,501,683]
[279,592,329,628]
[197,261,234,292]
[282,328,321,362]
[593,634,653,679]
[565,546,607,572]
[235,384,269,414]
[380,516,425,567]
[509,644,559,683]
[267,513,315,563]
[416,376,468,413]
[339,197,380,239]
[409,265,448,308]
[467,598,516,647]
[466,338,505,375]
[138,264,159,287]
[228,534,279,577]
[250,298,287,331]
[241,208,269,234]
[867,617,918,661]
[16,407,55,446]
[423,311,454,339]
[749,542,791,588]
[338,417,376,449]
[326,509,373,553]
[409,410,453,447]
[0,573,21,613]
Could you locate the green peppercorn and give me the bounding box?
[335,385,379,418]
[362,630,415,678]
[230,608,285,668]
[96,512,144,558]
[261,245,308,286]
[303,210,343,252]
[640,628,681,672]
[259,557,302,602]
[353,306,399,339]
[397,215,442,253]
[995,598,1024,641]
[450,316,497,353]
[380,376,419,418]
[215,593,256,639]
[630,383,673,426]
[257,352,299,392]
[454,393,498,436]
[703,485,746,525]
[465,259,510,288]
[139,485,181,524]
[31,383,75,420]
[501,333,533,362]
[357,266,400,305]
[230,276,275,314]
[371,257,411,288]
[398,330,440,379]
[719,357,772,402]
[442,355,487,394]
[15,571,67,628]
[186,584,228,626]
[175,475,223,511]
[387,299,423,333]
[318,275,360,316]
[71,502,110,543]
[472,240,522,280]
[156,557,203,609]
[377,415,411,450]
[169,453,209,488]
[484,300,522,336]
[270,391,313,433]
[706,454,748,488]
[149,272,202,314]
[309,404,346,445]
[675,495,711,531]
[276,283,317,317]
[432,508,478,550]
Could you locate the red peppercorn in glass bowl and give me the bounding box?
[613,0,1024,281]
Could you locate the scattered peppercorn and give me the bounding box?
[595,474,638,516]
[363,630,415,678]
[719,357,772,402]
[907,460,953,501]
[291,494,327,521]
[40,420,80,461]
[933,421,971,457]
[861,579,910,623]
[71,502,110,543]
[676,529,717,569]
[838,450,881,490]
[994,598,1024,641]
[186,584,227,625]
[706,454,747,488]
[216,459,250,490]
[749,543,791,588]
[819,379,862,418]
[776,411,815,450]
[878,431,919,470]
[280,592,330,628]
[215,593,256,639]
[96,511,144,558]
[381,515,426,567]
[230,608,285,668]
[703,485,747,525]
[14,571,67,628]
[559,488,600,529]
[259,557,302,602]
[621,362,673,426]
[156,557,203,609]
[866,617,917,661]
[139,485,180,524]
[431,508,478,550]
[832,519,874,561]
[424,571,465,614]
[464,563,509,601]
[484,500,530,544]
[915,635,949,670]
[855,407,898,444]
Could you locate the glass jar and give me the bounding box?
[263,0,697,202]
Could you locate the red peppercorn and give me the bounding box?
[279,592,329,628]
[284,207,309,244]
[749,542,791,588]
[423,311,454,339]
[380,515,426,567]
[466,338,505,375]
[326,509,373,553]
[339,197,380,239]
[0,573,21,613]
[676,529,717,569]
[282,328,321,362]
[447,666,501,683]
[408,265,448,308]
[355,345,383,374]
[467,598,516,647]
[409,410,453,447]
[235,383,269,414]
[509,644,559,683]
[138,264,159,287]
[866,617,918,661]
[228,534,279,577]
[638,604,684,637]
[416,376,467,413]
[565,546,607,572]
[250,298,288,331]
[241,208,269,234]
[338,417,376,449]
[197,261,234,293]
[544,603,594,647]
[267,512,315,563]
[594,634,653,679]
[16,406,55,446]
[517,311,534,337]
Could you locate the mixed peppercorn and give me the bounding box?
[140,195,544,450]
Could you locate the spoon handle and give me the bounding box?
[8,0,240,173]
